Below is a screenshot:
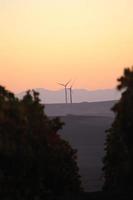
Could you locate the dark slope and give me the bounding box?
[45,100,116,117]
[59,115,113,192]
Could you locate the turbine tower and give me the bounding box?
[68,83,74,104]
[68,80,76,104]
[57,80,70,104]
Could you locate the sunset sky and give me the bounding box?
[0,0,133,93]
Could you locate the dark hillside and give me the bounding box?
[45,100,116,117]
[59,115,113,192]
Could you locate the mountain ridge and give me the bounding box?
[16,88,121,104]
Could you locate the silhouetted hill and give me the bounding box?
[16,88,120,104]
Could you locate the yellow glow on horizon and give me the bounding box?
[0,0,133,92]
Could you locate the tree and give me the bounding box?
[103,67,133,192]
[0,86,82,199]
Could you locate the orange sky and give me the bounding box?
[0,0,133,93]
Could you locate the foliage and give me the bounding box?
[0,86,82,199]
[103,67,133,192]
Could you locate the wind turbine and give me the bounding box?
[68,82,74,104]
[57,80,71,104]
[68,80,76,104]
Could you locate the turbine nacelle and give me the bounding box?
[57,80,71,88]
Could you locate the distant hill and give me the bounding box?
[16,88,120,104]
[44,101,116,117]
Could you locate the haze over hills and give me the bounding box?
[17,88,121,104]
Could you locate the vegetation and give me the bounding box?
[103,67,133,192]
[0,86,82,199]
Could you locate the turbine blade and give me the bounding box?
[71,79,76,88]
[65,80,71,87]
[57,82,65,87]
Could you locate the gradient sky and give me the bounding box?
[0,0,133,92]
